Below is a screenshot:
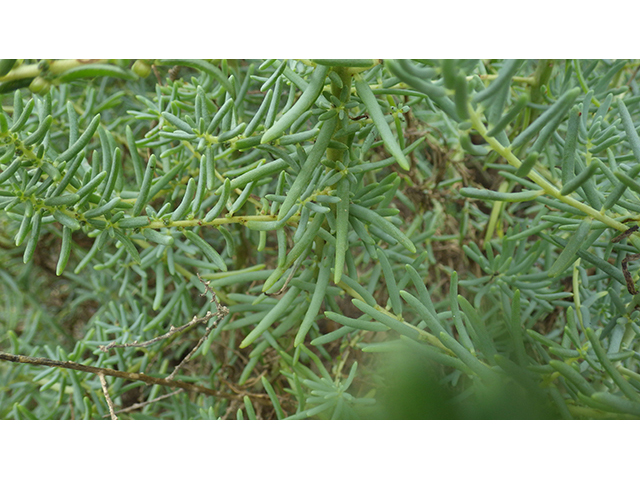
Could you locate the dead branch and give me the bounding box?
[0,351,221,397]
[99,373,118,420]
[103,389,183,417]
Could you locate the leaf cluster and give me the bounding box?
[2,59,640,419]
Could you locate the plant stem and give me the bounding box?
[467,106,626,234]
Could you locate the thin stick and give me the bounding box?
[99,373,118,420]
[0,350,275,402]
[622,253,640,295]
[100,274,229,381]
[610,225,640,295]
[0,351,220,396]
[166,320,216,381]
[100,275,229,353]
[166,275,229,381]
[98,313,212,352]
[612,225,639,243]
[104,389,183,417]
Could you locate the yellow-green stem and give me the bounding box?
[467,106,626,234]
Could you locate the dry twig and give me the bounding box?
[0,275,237,415]
[103,389,183,417]
[0,351,222,396]
[98,312,213,353]
[611,225,640,295]
[612,225,639,243]
[622,253,640,295]
[166,274,229,381]
[99,373,118,420]
[99,274,229,379]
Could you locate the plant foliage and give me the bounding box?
[2,59,640,419]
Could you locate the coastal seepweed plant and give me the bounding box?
[2,59,640,419]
